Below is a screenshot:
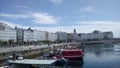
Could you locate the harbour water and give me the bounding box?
[66,43,120,68]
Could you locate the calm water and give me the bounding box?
[66,43,120,68]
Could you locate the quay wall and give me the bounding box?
[0,43,79,62]
[0,43,68,66]
[0,44,62,60]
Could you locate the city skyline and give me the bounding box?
[0,0,120,38]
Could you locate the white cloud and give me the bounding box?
[80,6,94,12]
[0,13,29,19]
[50,0,63,6]
[0,12,58,24]
[32,13,58,24]
[15,6,30,9]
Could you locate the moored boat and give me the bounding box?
[49,44,84,61]
[56,48,84,61]
[5,54,67,68]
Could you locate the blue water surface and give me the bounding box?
[66,43,120,68]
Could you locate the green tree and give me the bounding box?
[9,39,14,45]
[42,40,50,44]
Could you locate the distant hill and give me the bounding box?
[0,22,12,30]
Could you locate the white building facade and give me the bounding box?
[103,32,113,39]
[0,28,58,42]
[79,30,113,40]
[48,32,57,42]
[56,32,67,41]
[0,25,114,43]
[24,30,33,42]
[24,29,48,42]
[0,29,16,42]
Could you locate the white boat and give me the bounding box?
[7,59,61,68]
[6,55,67,68]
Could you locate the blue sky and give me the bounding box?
[0,0,120,37]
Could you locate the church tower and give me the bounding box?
[73,29,78,42]
[74,29,76,34]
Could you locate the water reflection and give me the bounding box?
[65,61,83,68]
[83,43,120,68]
[114,44,120,55]
[85,43,120,56]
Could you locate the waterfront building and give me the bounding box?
[0,22,114,43]
[16,28,24,44]
[73,29,80,41]
[24,28,58,42]
[24,28,47,42]
[79,30,113,40]
[32,30,47,41]
[40,31,47,41]
[48,32,57,42]
[0,29,16,42]
[56,32,67,42]
[103,31,113,39]
[67,29,80,42]
[67,33,73,42]
[24,29,57,42]
[24,29,33,42]
[0,22,16,42]
[79,33,89,40]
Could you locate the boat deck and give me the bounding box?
[7,59,57,65]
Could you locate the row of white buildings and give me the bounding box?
[79,30,113,40]
[67,30,113,41]
[0,29,16,42]
[0,28,113,43]
[0,22,113,43]
[0,28,58,43]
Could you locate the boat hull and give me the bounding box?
[63,56,83,61]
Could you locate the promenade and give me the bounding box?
[0,43,65,53]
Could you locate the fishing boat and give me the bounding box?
[49,45,84,61]
[56,48,84,61]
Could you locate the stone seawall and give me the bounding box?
[0,44,63,60]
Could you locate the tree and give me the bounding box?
[42,40,50,44]
[56,39,65,43]
[9,39,14,45]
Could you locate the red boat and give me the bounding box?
[56,48,84,61]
